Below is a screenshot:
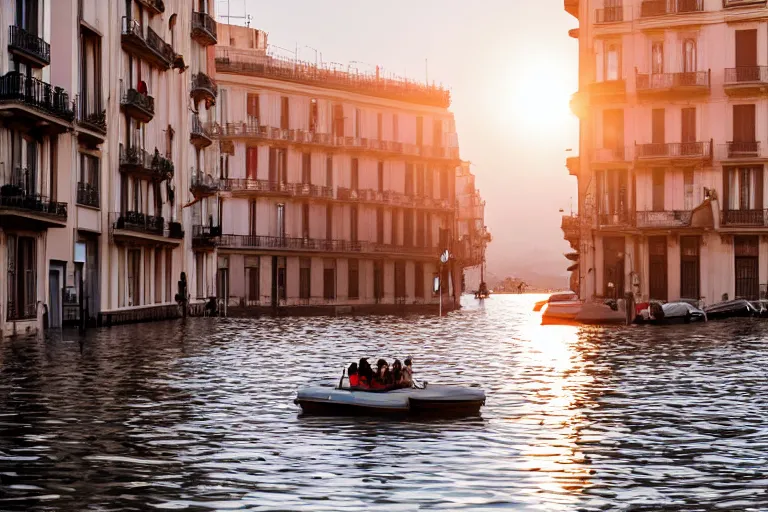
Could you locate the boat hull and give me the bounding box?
[295,385,486,417]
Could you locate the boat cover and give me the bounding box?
[661,302,705,319]
[296,385,486,411]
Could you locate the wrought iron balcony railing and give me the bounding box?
[636,210,692,228]
[591,146,632,162]
[598,211,633,227]
[636,70,710,91]
[8,25,50,66]
[121,88,155,122]
[640,0,703,17]
[725,66,768,85]
[0,167,68,219]
[121,17,174,69]
[190,113,212,148]
[721,209,766,226]
[112,211,164,235]
[190,170,220,195]
[0,72,74,121]
[636,141,713,160]
[76,182,99,208]
[217,234,438,256]
[135,0,165,14]
[220,178,291,194]
[190,72,218,104]
[119,144,174,181]
[721,141,761,159]
[191,11,217,45]
[595,5,631,23]
[76,97,106,135]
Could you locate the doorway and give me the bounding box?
[48,269,61,329]
[648,236,668,301]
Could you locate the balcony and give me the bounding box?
[135,0,165,15]
[110,212,183,243]
[564,0,579,18]
[595,5,631,23]
[592,147,632,165]
[121,17,174,70]
[191,11,217,46]
[190,114,213,148]
[0,72,74,130]
[721,209,766,227]
[723,0,765,7]
[190,170,219,197]
[598,211,633,229]
[192,224,221,250]
[190,72,217,106]
[720,141,764,161]
[561,215,580,240]
[640,0,703,17]
[0,167,67,229]
[217,234,436,257]
[635,141,712,164]
[220,178,292,196]
[76,98,106,142]
[724,67,768,96]
[215,47,451,108]
[119,144,174,181]
[294,182,334,200]
[121,88,155,122]
[8,25,50,67]
[636,210,692,229]
[76,182,99,209]
[636,71,710,97]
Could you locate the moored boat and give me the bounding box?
[540,299,583,324]
[704,299,758,320]
[635,301,707,325]
[533,291,579,312]
[295,384,486,417]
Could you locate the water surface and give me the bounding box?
[1,295,768,511]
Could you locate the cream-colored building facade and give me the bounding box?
[566,0,768,304]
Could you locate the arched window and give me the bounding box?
[683,39,696,73]
[169,14,177,48]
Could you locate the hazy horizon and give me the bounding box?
[227,0,580,285]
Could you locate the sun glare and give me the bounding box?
[506,60,574,134]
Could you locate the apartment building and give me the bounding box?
[196,23,476,312]
[566,0,768,304]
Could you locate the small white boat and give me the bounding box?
[541,300,583,324]
[533,291,579,312]
[295,384,486,417]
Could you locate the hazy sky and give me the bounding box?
[224,0,580,284]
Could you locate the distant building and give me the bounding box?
[565,0,768,304]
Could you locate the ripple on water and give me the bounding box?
[2,295,768,510]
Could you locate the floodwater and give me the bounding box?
[1,295,768,511]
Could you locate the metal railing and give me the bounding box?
[217,234,438,256]
[636,141,712,159]
[145,25,174,64]
[76,96,106,134]
[76,182,99,208]
[598,211,633,227]
[636,70,710,91]
[7,301,37,321]
[8,25,50,64]
[135,0,165,13]
[294,182,334,199]
[640,0,703,16]
[215,47,451,108]
[208,121,460,161]
[636,210,692,228]
[112,211,164,235]
[0,166,67,218]
[191,11,217,43]
[121,88,155,118]
[121,17,174,67]
[191,72,218,98]
[119,143,174,180]
[723,0,766,6]
[220,178,291,194]
[721,141,761,159]
[721,209,766,226]
[0,72,74,121]
[190,170,220,194]
[724,67,768,84]
[592,146,632,162]
[595,6,629,23]
[191,113,211,138]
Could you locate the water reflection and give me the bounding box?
[1,295,768,510]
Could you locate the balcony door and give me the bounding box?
[733,104,757,156]
[16,0,39,35]
[648,236,668,301]
[681,107,697,155]
[735,29,757,82]
[735,236,759,300]
[604,0,623,22]
[605,43,621,81]
[652,108,665,144]
[652,168,665,212]
[603,237,625,299]
[683,39,697,73]
[651,41,664,75]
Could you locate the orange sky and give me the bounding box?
[234,0,580,285]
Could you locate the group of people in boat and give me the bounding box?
[347,357,413,391]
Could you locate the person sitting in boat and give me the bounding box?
[371,359,391,390]
[401,358,413,387]
[391,359,403,389]
[357,358,373,389]
[348,362,359,388]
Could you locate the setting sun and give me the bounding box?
[506,59,575,134]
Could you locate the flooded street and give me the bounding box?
[2,294,768,511]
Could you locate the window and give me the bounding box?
[415,262,424,300]
[416,164,425,196]
[309,98,318,132]
[378,161,384,191]
[326,156,333,188]
[16,0,39,34]
[392,209,400,246]
[128,248,140,306]
[392,114,399,141]
[416,116,423,146]
[355,108,361,138]
[683,39,696,73]
[651,41,664,74]
[326,205,333,241]
[246,256,259,305]
[606,43,620,81]
[277,203,285,239]
[302,203,310,238]
[417,212,425,247]
[735,29,757,81]
[652,168,665,212]
[6,235,36,320]
[681,107,696,143]
[277,257,287,302]
[219,154,229,179]
[333,104,344,137]
[269,147,287,184]
[249,200,257,236]
[78,153,100,208]
[302,153,311,184]
[404,210,414,247]
[79,29,103,122]
[323,260,336,300]
[725,167,763,211]
[405,164,414,196]
[684,168,694,211]
[348,259,359,299]
[596,169,628,217]
[246,147,258,180]
[351,158,359,190]
[299,258,311,301]
[280,96,289,130]
[394,261,406,300]
[434,120,443,148]
[377,208,384,244]
[377,112,383,140]
[350,206,358,242]
[374,262,384,302]
[247,93,260,123]
[652,108,665,144]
